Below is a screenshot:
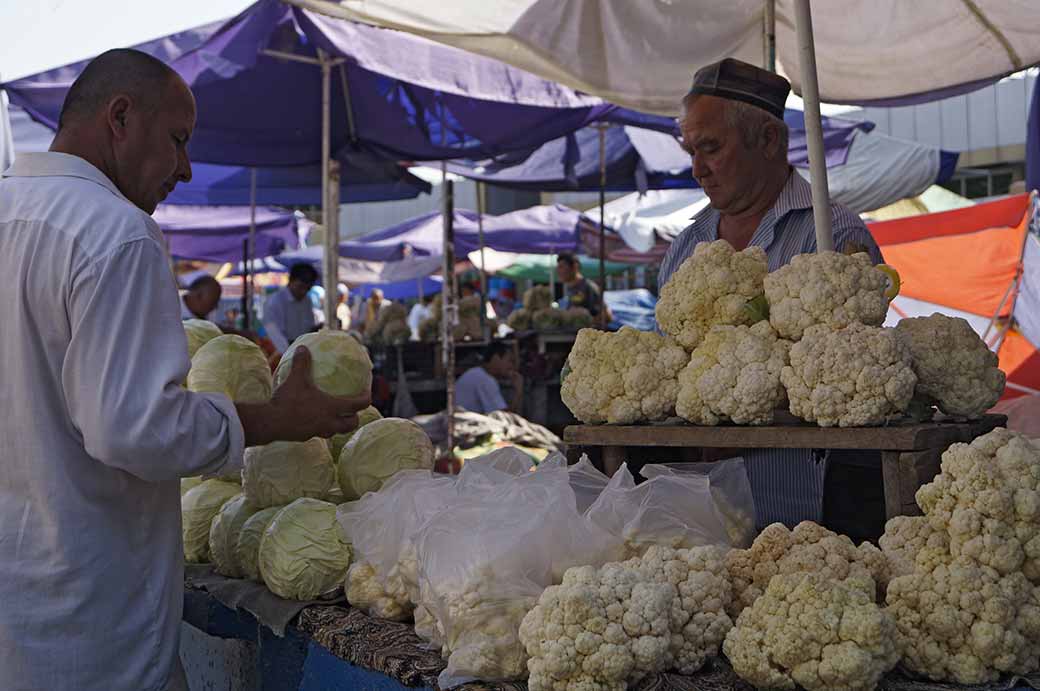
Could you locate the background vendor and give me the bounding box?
[456,341,523,414]
[556,252,602,316]
[262,262,318,352]
[180,274,221,321]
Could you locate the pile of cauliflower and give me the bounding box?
[364,301,411,345]
[418,294,487,342]
[879,428,1040,684]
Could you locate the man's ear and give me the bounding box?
[106,95,132,140]
[762,122,784,160]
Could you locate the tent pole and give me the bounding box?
[319,48,339,329]
[247,166,257,329]
[477,181,489,340]
[598,123,608,325]
[241,238,250,330]
[326,160,341,329]
[441,170,456,454]
[763,0,777,72]
[793,0,833,252]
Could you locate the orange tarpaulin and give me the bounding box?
[867,193,1037,403]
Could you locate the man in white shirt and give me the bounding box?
[180,274,221,320]
[455,341,523,414]
[407,294,433,340]
[262,262,319,352]
[0,49,370,691]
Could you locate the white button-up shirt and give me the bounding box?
[262,285,315,351]
[0,152,245,691]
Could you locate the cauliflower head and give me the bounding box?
[726,521,888,618]
[524,285,555,312]
[764,251,889,341]
[561,327,688,424]
[345,561,413,621]
[879,515,950,580]
[723,572,899,691]
[520,561,674,691]
[676,321,791,425]
[886,553,1040,684]
[507,308,532,332]
[916,427,1040,582]
[895,313,1006,418]
[781,322,917,427]
[656,239,769,350]
[637,545,733,674]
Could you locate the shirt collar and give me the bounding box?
[3,152,130,204]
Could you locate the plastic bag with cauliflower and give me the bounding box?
[414,468,616,688]
[586,462,752,558]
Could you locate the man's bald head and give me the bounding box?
[50,48,196,214]
[185,275,222,318]
[59,49,178,131]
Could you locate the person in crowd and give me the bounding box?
[455,341,523,414]
[659,57,883,534]
[0,49,369,691]
[556,252,603,316]
[356,288,388,333]
[407,294,434,340]
[262,262,319,351]
[180,274,221,320]
[336,283,352,331]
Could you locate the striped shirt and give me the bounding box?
[658,171,884,529]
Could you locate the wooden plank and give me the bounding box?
[563,414,1006,452]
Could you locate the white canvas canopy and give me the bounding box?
[290,0,1040,114]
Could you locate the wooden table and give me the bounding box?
[564,414,1006,519]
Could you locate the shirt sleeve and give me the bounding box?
[832,206,886,265]
[62,238,245,482]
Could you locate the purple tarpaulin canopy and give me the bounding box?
[153,205,299,263]
[339,204,582,261]
[2,0,639,167]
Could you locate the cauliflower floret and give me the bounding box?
[879,515,950,580]
[724,572,899,691]
[344,561,413,621]
[561,327,688,424]
[656,239,769,350]
[916,427,1040,582]
[886,553,1040,684]
[895,313,1006,418]
[781,322,917,427]
[726,521,888,618]
[676,321,791,425]
[764,250,888,341]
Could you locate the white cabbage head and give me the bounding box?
[188,334,272,403]
[208,494,260,578]
[242,438,336,509]
[184,319,222,359]
[181,480,241,563]
[259,498,353,600]
[274,330,372,398]
[235,505,284,582]
[328,405,383,460]
[337,418,435,501]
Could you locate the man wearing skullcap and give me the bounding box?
[657,58,884,535]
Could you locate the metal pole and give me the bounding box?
[247,166,257,328]
[476,181,489,340]
[241,238,250,330]
[325,160,341,329]
[793,0,833,252]
[441,179,456,452]
[597,124,608,325]
[319,49,339,328]
[763,0,777,72]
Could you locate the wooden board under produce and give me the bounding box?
[564,414,1006,520]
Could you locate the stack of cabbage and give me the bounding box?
[179,330,441,601]
[562,240,1005,427]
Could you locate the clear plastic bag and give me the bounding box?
[535,454,610,513]
[586,461,747,558]
[640,458,757,548]
[415,469,615,688]
[461,446,535,476]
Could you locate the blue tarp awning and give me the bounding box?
[152,205,300,263]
